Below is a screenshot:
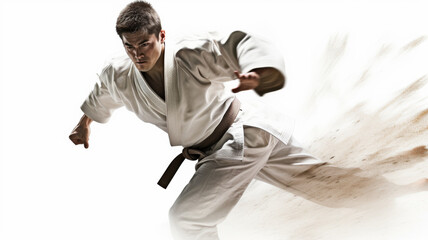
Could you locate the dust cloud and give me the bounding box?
[220,34,428,240]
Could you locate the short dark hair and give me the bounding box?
[116,1,162,39]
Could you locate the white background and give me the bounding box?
[1,0,427,239]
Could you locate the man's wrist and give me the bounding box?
[80,114,93,126]
[250,68,268,77]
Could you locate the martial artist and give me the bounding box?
[69,1,427,239]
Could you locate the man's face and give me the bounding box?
[121,30,165,72]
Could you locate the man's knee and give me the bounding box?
[169,203,220,240]
[169,203,182,227]
[169,203,205,239]
[169,200,214,229]
[169,201,193,231]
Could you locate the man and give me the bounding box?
[69,1,427,239]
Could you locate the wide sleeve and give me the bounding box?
[80,65,124,123]
[219,31,286,96]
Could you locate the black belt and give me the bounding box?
[157,98,241,189]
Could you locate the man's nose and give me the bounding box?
[135,47,144,58]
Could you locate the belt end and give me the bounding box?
[157,180,169,189]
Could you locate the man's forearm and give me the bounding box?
[251,67,285,96]
[77,114,93,128]
[251,67,282,80]
[251,67,269,77]
[74,114,93,131]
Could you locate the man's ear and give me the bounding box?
[160,30,166,43]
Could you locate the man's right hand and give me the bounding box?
[69,115,93,149]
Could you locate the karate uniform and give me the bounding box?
[81,31,325,240]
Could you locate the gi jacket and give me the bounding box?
[81,30,294,152]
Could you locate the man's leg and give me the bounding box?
[169,127,279,240]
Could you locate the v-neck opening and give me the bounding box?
[133,65,166,115]
[140,71,165,102]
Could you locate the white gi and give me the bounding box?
[81,31,325,240]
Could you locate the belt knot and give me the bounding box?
[182,147,206,160]
[157,98,241,189]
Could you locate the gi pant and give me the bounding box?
[169,124,326,240]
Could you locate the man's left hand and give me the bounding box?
[232,71,260,93]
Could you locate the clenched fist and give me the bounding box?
[69,115,92,149]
